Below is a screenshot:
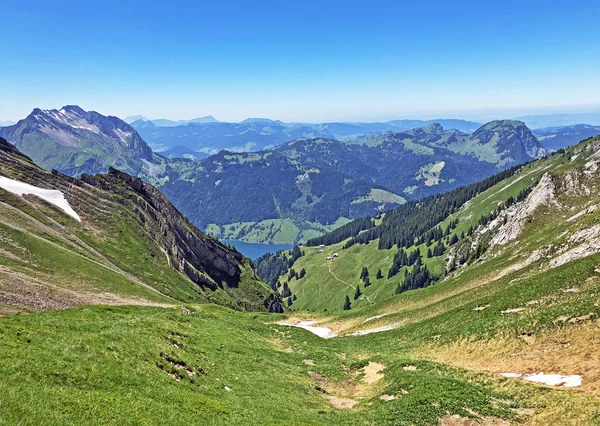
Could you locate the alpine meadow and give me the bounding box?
[1,1,600,425]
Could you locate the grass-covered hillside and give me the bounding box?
[267,135,600,313]
[1,137,599,425]
[1,261,598,425]
[0,137,277,315]
[247,135,600,423]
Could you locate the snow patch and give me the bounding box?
[0,176,80,221]
[523,372,582,388]
[280,321,336,339]
[362,313,389,323]
[500,372,582,387]
[347,322,403,336]
[113,128,132,144]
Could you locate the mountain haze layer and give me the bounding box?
[132,117,483,156]
[534,124,600,151]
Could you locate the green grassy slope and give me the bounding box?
[1,270,598,426]
[0,139,276,315]
[0,303,572,426]
[281,149,566,312]
[1,139,600,424]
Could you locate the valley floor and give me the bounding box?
[0,295,598,425]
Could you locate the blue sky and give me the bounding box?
[1,0,599,122]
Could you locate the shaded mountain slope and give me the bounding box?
[132,117,483,154]
[0,137,279,314]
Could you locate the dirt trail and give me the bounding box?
[327,262,355,292]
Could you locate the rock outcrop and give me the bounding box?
[489,173,559,247]
[0,139,279,312]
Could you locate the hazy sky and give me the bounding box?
[1,0,599,122]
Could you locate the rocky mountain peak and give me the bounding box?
[0,106,156,176]
[422,123,444,134]
[472,119,546,161]
[61,105,87,116]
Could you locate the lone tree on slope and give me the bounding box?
[343,295,351,310]
[354,285,362,300]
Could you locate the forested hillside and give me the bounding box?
[161,121,546,243]
[257,133,598,312]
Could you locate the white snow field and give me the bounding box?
[500,372,582,387]
[0,176,81,221]
[279,320,337,338]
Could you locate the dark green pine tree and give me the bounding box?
[287,297,293,307]
[427,248,433,258]
[288,268,296,281]
[292,294,297,301]
[299,268,306,279]
[376,268,383,279]
[363,276,371,287]
[359,266,369,280]
[354,285,362,300]
[343,295,351,310]
[281,282,292,298]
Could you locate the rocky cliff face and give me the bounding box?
[451,135,600,279]
[81,168,247,291]
[0,137,281,312]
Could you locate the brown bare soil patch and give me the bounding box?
[361,361,385,384]
[438,414,510,426]
[309,361,386,409]
[419,320,600,396]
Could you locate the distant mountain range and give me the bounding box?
[533,124,600,151]
[158,120,546,243]
[1,106,554,243]
[517,112,600,129]
[124,115,220,126]
[131,118,483,156]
